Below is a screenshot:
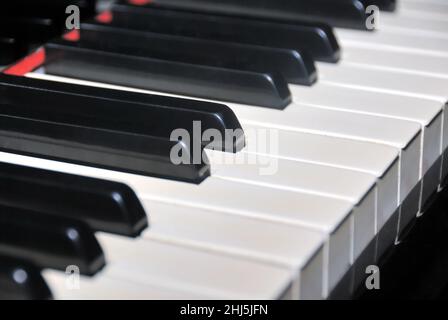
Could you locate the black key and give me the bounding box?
[0,205,105,275]
[0,162,148,237]
[0,74,244,152]
[120,0,368,30]
[359,0,396,11]
[0,256,52,300]
[44,41,292,109]
[0,75,212,183]
[79,23,317,86]
[0,37,26,66]
[107,4,340,63]
[1,0,97,20]
[0,17,63,46]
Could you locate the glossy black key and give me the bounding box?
[120,0,368,30]
[107,4,340,63]
[0,162,147,237]
[0,205,105,275]
[44,41,291,109]
[359,0,396,11]
[79,23,317,86]
[0,73,244,152]
[0,256,52,300]
[0,75,212,183]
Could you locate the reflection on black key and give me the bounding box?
[107,5,340,63]
[0,205,105,275]
[120,0,368,30]
[0,162,148,237]
[0,74,245,152]
[44,41,292,109]
[0,256,52,300]
[0,74,215,183]
[79,24,317,86]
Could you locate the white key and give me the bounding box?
[380,13,448,36]
[144,201,325,299]
[0,151,353,294]
[44,270,215,300]
[340,45,448,78]
[46,236,295,300]
[291,82,444,209]
[336,29,448,58]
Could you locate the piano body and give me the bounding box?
[0,0,448,300]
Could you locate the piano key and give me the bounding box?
[76,23,317,86]
[0,205,105,275]
[398,0,448,15]
[0,81,211,184]
[0,256,52,300]
[95,235,299,300]
[106,4,341,63]
[336,29,448,57]
[48,199,326,299]
[0,162,148,237]
[291,83,444,210]
[121,0,369,30]
[0,37,25,66]
[340,45,448,78]
[0,17,62,45]
[44,41,292,109]
[379,12,448,36]
[44,270,215,300]
[29,73,418,243]
[1,0,97,20]
[0,150,356,296]
[242,123,400,251]
[0,74,245,152]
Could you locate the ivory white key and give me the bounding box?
[44,270,216,300]
[67,235,294,300]
[143,201,326,299]
[398,0,448,15]
[339,45,448,78]
[336,29,448,57]
[242,123,399,251]
[0,151,355,295]
[291,82,444,211]
[46,198,326,299]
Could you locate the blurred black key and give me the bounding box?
[0,17,62,46]
[44,41,291,109]
[359,0,396,11]
[0,75,212,183]
[0,74,244,152]
[0,37,26,66]
[107,4,340,63]
[120,0,368,30]
[1,0,97,20]
[0,256,52,300]
[0,162,148,237]
[0,205,105,275]
[79,23,317,85]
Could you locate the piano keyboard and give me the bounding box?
[0,0,448,300]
